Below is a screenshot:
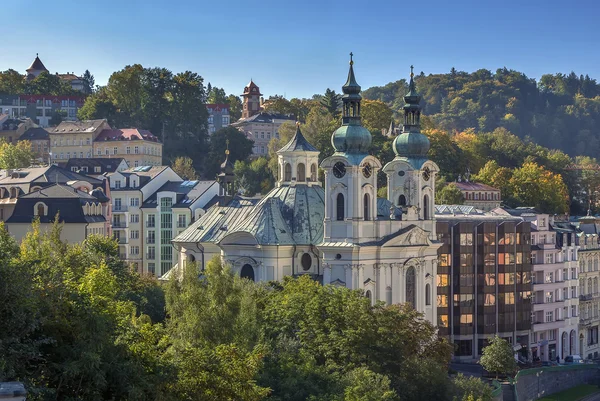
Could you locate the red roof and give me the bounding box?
[206,104,229,112]
[242,80,262,96]
[454,182,500,192]
[19,95,85,105]
[95,128,161,143]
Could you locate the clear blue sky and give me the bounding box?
[2,0,599,99]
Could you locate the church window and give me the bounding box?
[365,290,372,304]
[364,193,370,221]
[398,194,406,207]
[284,163,291,181]
[240,264,255,281]
[406,266,416,308]
[425,284,431,305]
[297,163,306,182]
[310,163,317,181]
[336,193,345,221]
[301,253,312,271]
[423,195,430,219]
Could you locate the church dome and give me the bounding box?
[332,124,372,153]
[393,131,430,158]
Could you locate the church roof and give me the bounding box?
[27,55,48,72]
[277,124,318,153]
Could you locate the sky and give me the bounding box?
[2,0,600,99]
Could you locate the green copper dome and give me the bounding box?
[393,132,430,158]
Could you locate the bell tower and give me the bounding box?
[241,79,262,119]
[276,122,320,187]
[217,140,235,205]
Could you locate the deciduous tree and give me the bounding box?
[480,336,516,379]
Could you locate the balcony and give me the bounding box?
[112,222,128,229]
[146,237,155,244]
[146,253,156,260]
[146,222,155,228]
[580,294,593,302]
[119,253,127,260]
[532,320,563,331]
[177,222,187,228]
[113,205,128,213]
[116,238,128,245]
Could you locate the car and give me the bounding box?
[564,355,583,364]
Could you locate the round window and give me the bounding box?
[335,253,342,260]
[398,170,405,177]
[301,253,312,271]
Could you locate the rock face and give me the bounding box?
[0,382,27,400]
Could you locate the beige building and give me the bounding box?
[455,181,501,211]
[231,112,295,156]
[93,129,162,167]
[50,119,111,162]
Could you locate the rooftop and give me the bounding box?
[63,158,127,174]
[454,181,500,192]
[19,127,49,141]
[52,119,107,134]
[95,128,160,143]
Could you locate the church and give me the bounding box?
[171,55,441,323]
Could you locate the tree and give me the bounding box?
[452,374,493,401]
[361,99,394,131]
[171,156,198,180]
[425,129,466,180]
[227,94,242,121]
[320,88,341,116]
[204,126,254,179]
[480,336,516,379]
[24,71,73,95]
[49,109,67,126]
[0,140,34,169]
[82,69,95,94]
[510,162,569,214]
[207,86,228,104]
[343,367,397,401]
[0,69,25,95]
[436,182,464,205]
[77,89,121,124]
[234,157,273,196]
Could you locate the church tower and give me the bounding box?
[241,80,262,119]
[26,53,48,81]
[276,122,320,187]
[321,54,382,242]
[217,140,235,205]
[383,66,438,231]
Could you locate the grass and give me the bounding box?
[537,384,599,401]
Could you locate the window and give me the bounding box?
[113,147,118,155]
[423,194,430,219]
[130,230,139,239]
[35,203,47,216]
[301,253,312,271]
[425,284,431,305]
[297,163,305,181]
[177,215,187,228]
[572,268,577,279]
[437,294,448,307]
[572,305,577,317]
[336,193,345,221]
[460,233,473,246]
[545,311,553,322]
[310,164,317,181]
[130,245,140,255]
[147,231,155,244]
[439,254,450,267]
[546,254,554,264]
[284,163,291,181]
[115,181,121,189]
[134,146,139,154]
[126,146,131,154]
[147,247,155,259]
[240,264,255,281]
[398,194,406,206]
[405,266,416,308]
[438,314,449,328]
[105,148,109,155]
[147,214,156,228]
[572,286,577,298]
[460,314,473,325]
[130,214,140,223]
[363,193,370,221]
[484,293,496,306]
[437,274,449,287]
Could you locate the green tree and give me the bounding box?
[361,99,394,131]
[207,86,228,104]
[77,89,121,124]
[25,71,73,95]
[343,367,397,401]
[0,140,34,169]
[204,126,254,179]
[510,162,569,214]
[171,156,198,180]
[320,88,341,116]
[436,182,464,205]
[0,69,25,94]
[82,69,95,94]
[49,109,67,126]
[234,157,273,196]
[452,374,493,401]
[479,336,516,379]
[227,94,243,121]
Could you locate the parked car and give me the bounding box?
[564,355,583,364]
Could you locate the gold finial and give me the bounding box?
[410,65,414,78]
[296,121,300,127]
[225,139,230,155]
[349,52,354,66]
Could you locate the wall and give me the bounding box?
[514,365,598,401]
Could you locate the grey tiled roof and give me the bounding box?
[278,125,318,153]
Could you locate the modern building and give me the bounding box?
[19,127,50,162]
[231,112,295,156]
[5,184,107,243]
[63,158,129,176]
[172,60,441,325]
[93,128,162,167]
[241,80,262,119]
[18,95,85,127]
[49,119,111,162]
[107,166,181,272]
[455,181,501,211]
[206,104,231,134]
[435,205,532,361]
[141,180,220,276]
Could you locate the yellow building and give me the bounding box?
[93,128,163,167]
[49,119,110,162]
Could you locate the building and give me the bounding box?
[435,205,532,361]
[241,80,262,119]
[141,180,220,275]
[206,104,231,134]
[107,166,181,272]
[63,158,129,176]
[19,127,50,162]
[49,119,111,162]
[231,112,295,156]
[455,181,501,211]
[500,207,578,362]
[576,214,600,360]
[172,59,440,324]
[93,128,162,167]
[25,55,48,81]
[0,94,84,127]
[0,115,35,143]
[26,54,87,92]
[5,184,107,243]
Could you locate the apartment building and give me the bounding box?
[141,180,220,276]
[454,181,502,212]
[64,158,129,176]
[206,104,231,134]
[50,119,111,162]
[231,112,295,156]
[93,129,162,166]
[435,205,532,362]
[107,166,181,272]
[19,127,50,163]
[0,115,36,144]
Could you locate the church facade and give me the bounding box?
[171,56,441,323]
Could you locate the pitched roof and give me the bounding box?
[141,180,218,208]
[64,158,126,174]
[19,127,49,141]
[121,165,167,179]
[232,112,295,125]
[27,55,48,72]
[20,184,97,199]
[0,165,103,186]
[454,182,500,191]
[57,74,82,81]
[95,128,160,143]
[278,124,318,153]
[52,119,107,134]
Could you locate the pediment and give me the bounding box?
[382,225,431,247]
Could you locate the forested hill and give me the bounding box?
[362,68,600,157]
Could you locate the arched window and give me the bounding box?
[36,203,46,216]
[398,194,406,207]
[406,267,416,308]
[580,278,585,296]
[301,253,312,271]
[284,163,291,181]
[588,278,593,295]
[385,286,392,306]
[595,259,599,271]
[336,193,345,221]
[240,264,255,281]
[310,164,317,181]
[297,163,305,182]
[594,277,598,295]
[363,193,370,221]
[423,194,430,219]
[571,330,576,355]
[425,283,431,305]
[562,332,568,359]
[365,290,372,304]
[589,260,593,272]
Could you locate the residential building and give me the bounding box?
[576,214,600,360]
[435,205,532,361]
[19,127,50,163]
[57,73,86,92]
[241,80,262,119]
[26,54,87,92]
[0,95,27,119]
[49,119,111,162]
[171,62,440,326]
[64,158,129,176]
[231,112,295,156]
[6,184,106,243]
[0,94,83,127]
[499,208,578,362]
[93,128,162,167]
[206,104,231,134]
[107,166,181,272]
[452,181,501,211]
[141,180,220,275]
[0,115,35,143]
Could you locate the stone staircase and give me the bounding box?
[502,383,515,401]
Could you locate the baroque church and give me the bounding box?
[171,55,440,322]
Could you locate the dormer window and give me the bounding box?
[95,166,101,173]
[34,202,48,217]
